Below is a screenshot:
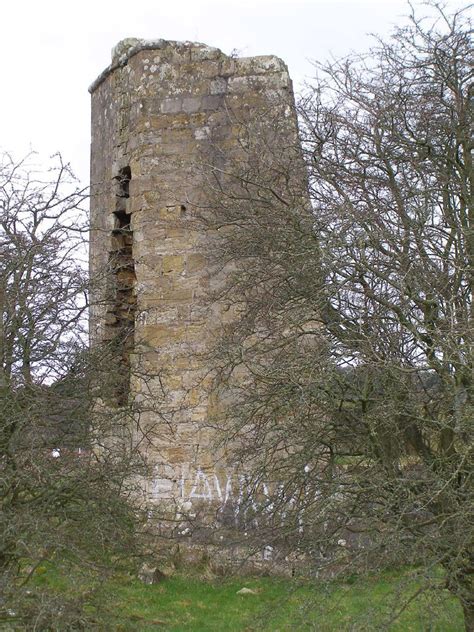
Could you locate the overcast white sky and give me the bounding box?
[0,0,452,187]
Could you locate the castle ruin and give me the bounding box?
[89,39,301,527]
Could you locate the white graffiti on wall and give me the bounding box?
[149,465,307,532]
[184,468,247,503]
[179,467,275,510]
[184,468,275,528]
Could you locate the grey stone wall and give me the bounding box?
[89,39,299,522]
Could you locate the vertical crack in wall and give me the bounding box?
[106,166,136,406]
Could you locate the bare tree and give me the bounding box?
[0,153,150,629]
[199,3,473,629]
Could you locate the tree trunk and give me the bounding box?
[462,601,474,632]
[448,569,474,632]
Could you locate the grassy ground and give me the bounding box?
[31,564,464,631]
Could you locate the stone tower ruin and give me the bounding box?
[89,39,301,522]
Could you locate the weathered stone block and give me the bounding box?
[162,254,185,275]
[236,55,287,75]
[209,77,227,95]
[201,94,224,110]
[190,45,221,61]
[143,324,186,346]
[182,96,202,113]
[158,206,184,221]
[186,253,207,273]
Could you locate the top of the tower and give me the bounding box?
[88,38,287,94]
[111,38,222,66]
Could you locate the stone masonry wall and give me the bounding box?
[89,39,300,528]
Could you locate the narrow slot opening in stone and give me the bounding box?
[116,166,131,198]
[106,166,136,406]
[113,209,130,230]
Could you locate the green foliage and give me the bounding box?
[14,565,463,631]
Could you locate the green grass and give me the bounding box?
[33,565,463,631]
